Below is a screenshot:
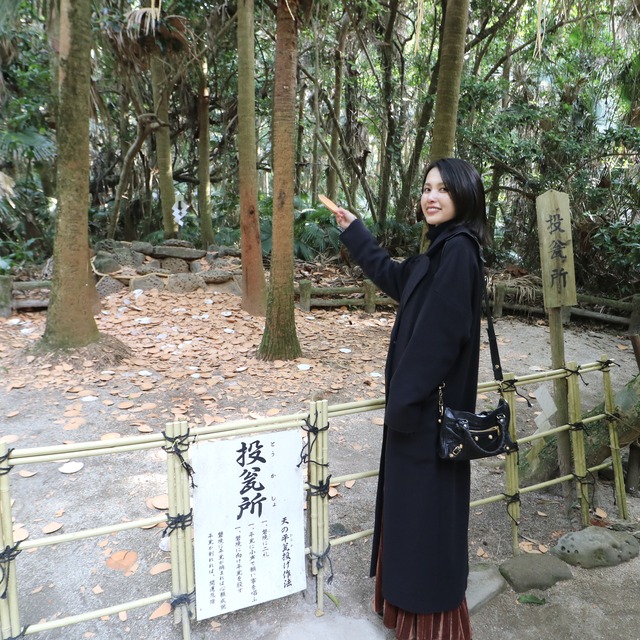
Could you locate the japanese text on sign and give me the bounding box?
[192,430,306,621]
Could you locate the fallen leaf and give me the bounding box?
[149,601,172,620]
[149,562,172,576]
[42,522,63,535]
[100,432,121,441]
[536,511,548,517]
[13,527,29,542]
[106,550,139,572]
[344,479,356,489]
[58,461,84,474]
[92,585,104,594]
[6,411,19,418]
[517,594,546,605]
[150,494,169,510]
[594,507,608,519]
[118,611,128,622]
[19,470,37,478]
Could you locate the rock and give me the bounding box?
[161,257,189,274]
[189,260,202,273]
[467,563,507,612]
[130,241,154,255]
[200,269,233,284]
[163,239,195,248]
[129,275,165,291]
[136,263,169,276]
[96,276,126,298]
[165,273,206,293]
[151,246,207,260]
[499,552,573,592]
[550,526,640,568]
[93,251,121,275]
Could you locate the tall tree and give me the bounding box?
[237,0,267,316]
[43,0,100,348]
[150,55,178,239]
[258,0,302,360]
[197,59,215,248]
[430,0,470,160]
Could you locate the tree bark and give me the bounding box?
[520,375,640,486]
[258,0,302,360]
[198,60,215,249]
[237,0,267,316]
[150,56,177,239]
[43,0,100,348]
[430,0,470,161]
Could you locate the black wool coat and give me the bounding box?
[340,218,484,614]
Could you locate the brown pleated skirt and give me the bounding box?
[373,540,472,640]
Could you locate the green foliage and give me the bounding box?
[259,196,342,261]
[0,238,39,274]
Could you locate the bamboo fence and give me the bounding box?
[0,357,626,638]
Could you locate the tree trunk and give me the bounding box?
[150,56,177,239]
[520,375,640,485]
[198,60,215,249]
[327,17,348,202]
[377,0,400,228]
[430,0,470,160]
[43,0,100,348]
[258,0,302,361]
[237,0,267,316]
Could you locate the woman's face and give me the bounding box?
[420,167,456,226]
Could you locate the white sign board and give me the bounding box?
[192,430,306,620]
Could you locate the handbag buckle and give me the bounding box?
[449,444,463,458]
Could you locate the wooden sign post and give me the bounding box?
[536,190,577,500]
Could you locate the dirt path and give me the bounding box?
[1,287,638,639]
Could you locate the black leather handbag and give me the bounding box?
[437,284,517,462]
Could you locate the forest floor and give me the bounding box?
[1,267,639,640]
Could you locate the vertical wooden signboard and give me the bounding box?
[191,430,306,621]
[535,190,577,309]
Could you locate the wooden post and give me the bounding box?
[628,294,640,372]
[493,283,505,318]
[502,373,521,555]
[299,280,312,312]
[566,362,589,526]
[363,280,376,314]
[0,276,12,318]
[536,191,578,510]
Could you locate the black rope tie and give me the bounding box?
[162,429,197,488]
[0,542,22,600]
[162,510,194,538]
[170,589,195,614]
[297,414,329,468]
[308,474,332,498]
[569,421,591,436]
[598,359,619,371]
[572,470,597,510]
[563,366,589,386]
[311,544,334,584]
[499,380,532,407]
[0,448,14,476]
[503,492,521,526]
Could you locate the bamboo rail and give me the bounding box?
[0,359,628,635]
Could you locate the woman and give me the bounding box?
[333,158,489,640]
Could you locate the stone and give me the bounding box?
[499,552,573,592]
[151,246,207,260]
[161,257,189,274]
[93,251,121,275]
[550,526,640,568]
[467,563,508,612]
[136,262,169,276]
[189,260,202,273]
[164,273,206,293]
[130,241,154,255]
[128,275,165,291]
[200,269,233,284]
[96,275,126,298]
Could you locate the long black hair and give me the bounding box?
[422,158,490,245]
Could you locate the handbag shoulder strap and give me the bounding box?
[440,228,504,382]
